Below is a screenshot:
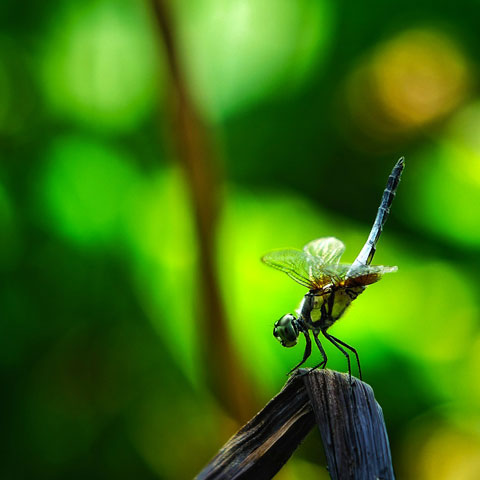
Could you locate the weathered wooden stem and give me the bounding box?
[196,369,394,480]
[305,370,395,480]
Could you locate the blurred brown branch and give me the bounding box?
[149,0,255,421]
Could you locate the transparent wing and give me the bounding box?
[303,237,345,265]
[329,264,398,287]
[261,249,316,289]
[261,249,336,289]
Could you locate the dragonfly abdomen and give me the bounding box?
[350,157,404,268]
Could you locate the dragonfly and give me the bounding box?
[262,157,405,380]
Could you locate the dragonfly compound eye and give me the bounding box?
[273,314,299,347]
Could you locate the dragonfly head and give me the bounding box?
[273,314,299,347]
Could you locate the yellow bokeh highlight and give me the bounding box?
[373,29,470,127]
[344,27,471,145]
[402,419,480,480]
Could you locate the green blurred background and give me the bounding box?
[2,0,480,478]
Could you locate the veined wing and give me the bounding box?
[328,263,398,287]
[261,249,337,289]
[303,237,345,265]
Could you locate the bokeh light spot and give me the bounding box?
[40,0,162,132]
[402,418,480,480]
[40,134,140,246]
[407,140,480,247]
[343,27,471,147]
[175,0,333,121]
[373,29,470,127]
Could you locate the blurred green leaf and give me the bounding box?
[40,134,141,247]
[406,137,480,247]
[39,0,162,132]
[175,0,333,121]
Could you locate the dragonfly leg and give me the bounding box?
[327,333,362,381]
[308,331,328,372]
[322,330,353,383]
[288,329,312,375]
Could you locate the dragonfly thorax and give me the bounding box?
[300,285,366,330]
